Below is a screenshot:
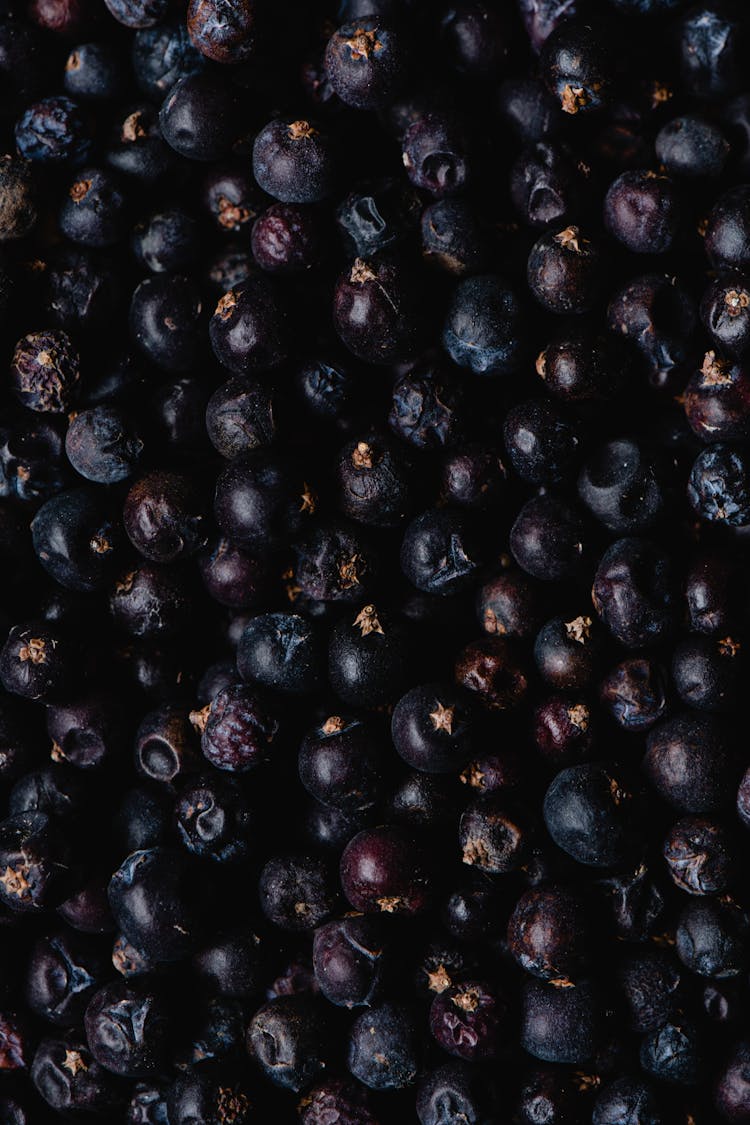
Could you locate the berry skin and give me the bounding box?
[312,915,388,1008]
[599,657,668,732]
[520,978,602,1065]
[389,361,467,449]
[533,693,595,766]
[604,171,680,254]
[689,444,750,526]
[640,1018,703,1085]
[618,948,682,1035]
[520,1,584,54]
[402,113,471,198]
[592,537,676,649]
[247,996,332,1092]
[298,1079,379,1125]
[108,847,203,962]
[592,1077,661,1125]
[656,114,729,178]
[508,885,589,983]
[0,155,37,241]
[540,21,612,115]
[337,178,419,259]
[131,209,199,274]
[187,0,256,64]
[200,684,279,773]
[429,979,508,1061]
[459,795,530,873]
[671,634,743,713]
[0,811,73,911]
[135,704,198,786]
[209,278,289,374]
[401,509,483,596]
[440,1,512,78]
[31,488,122,592]
[31,1035,121,1116]
[527,224,601,315]
[536,335,626,401]
[0,623,73,701]
[292,521,377,605]
[129,274,202,372]
[534,615,601,691]
[167,1071,253,1125]
[159,72,239,162]
[391,682,476,774]
[442,274,525,376]
[298,715,386,812]
[60,168,126,248]
[251,203,324,274]
[84,980,170,1077]
[328,604,412,708]
[15,96,90,164]
[679,3,743,101]
[334,256,427,365]
[440,444,507,510]
[644,712,737,814]
[578,439,666,534]
[503,399,581,486]
[253,118,336,204]
[454,636,530,711]
[340,826,435,917]
[510,494,587,581]
[684,351,750,443]
[510,140,578,229]
[64,43,124,102]
[26,930,107,1026]
[664,815,735,896]
[348,1003,420,1090]
[65,405,143,485]
[213,451,308,550]
[104,0,170,28]
[124,471,208,564]
[205,377,274,461]
[715,1041,750,1123]
[202,162,263,235]
[476,569,545,640]
[175,774,252,864]
[258,854,338,932]
[325,20,408,110]
[701,276,750,357]
[10,329,79,413]
[543,762,642,868]
[237,613,323,695]
[607,273,696,392]
[336,434,412,527]
[421,198,489,276]
[705,186,750,272]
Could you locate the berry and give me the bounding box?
[527,224,601,315]
[187,0,256,63]
[348,1003,420,1090]
[253,118,336,204]
[325,20,408,110]
[604,171,680,254]
[340,826,434,916]
[543,762,642,868]
[442,274,525,376]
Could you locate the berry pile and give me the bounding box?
[1,0,750,1121]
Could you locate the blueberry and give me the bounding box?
[253,118,336,204]
[348,1003,420,1089]
[325,19,409,110]
[442,274,525,376]
[15,96,90,164]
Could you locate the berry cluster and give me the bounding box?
[0,0,749,1123]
